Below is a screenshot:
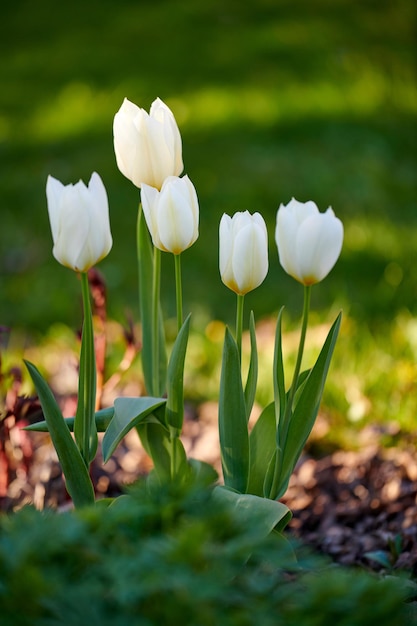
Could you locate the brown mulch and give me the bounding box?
[1,399,416,578]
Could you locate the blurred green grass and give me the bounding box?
[1,0,416,447]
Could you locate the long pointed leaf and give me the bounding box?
[166,314,191,433]
[244,311,258,423]
[247,402,276,496]
[219,327,249,493]
[102,396,166,462]
[24,360,94,508]
[24,406,114,433]
[276,312,342,497]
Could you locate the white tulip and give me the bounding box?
[141,175,199,254]
[46,172,112,272]
[113,97,183,190]
[219,211,268,295]
[275,198,343,285]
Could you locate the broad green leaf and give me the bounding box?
[24,360,95,508]
[74,272,97,465]
[276,312,342,498]
[188,458,219,488]
[166,314,191,433]
[102,396,166,462]
[247,402,276,496]
[24,406,115,433]
[137,206,167,397]
[244,311,258,423]
[137,421,188,484]
[213,486,292,536]
[273,307,286,436]
[219,327,249,493]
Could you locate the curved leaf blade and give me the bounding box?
[219,327,249,493]
[277,312,342,497]
[247,402,276,497]
[102,396,166,462]
[24,406,115,433]
[24,360,95,508]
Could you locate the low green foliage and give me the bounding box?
[0,480,413,626]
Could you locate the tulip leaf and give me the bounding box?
[273,307,286,437]
[24,406,115,433]
[244,311,258,423]
[276,312,342,498]
[137,206,167,396]
[74,272,98,465]
[24,360,95,508]
[102,396,166,462]
[166,313,191,433]
[219,327,249,493]
[247,402,276,497]
[137,421,188,484]
[213,486,292,535]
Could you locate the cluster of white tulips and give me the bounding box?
[27,96,343,523]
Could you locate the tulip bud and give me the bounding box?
[113,97,183,190]
[275,198,343,285]
[46,172,112,273]
[219,211,268,295]
[141,175,199,254]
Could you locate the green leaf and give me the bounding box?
[213,486,292,536]
[102,396,166,462]
[247,402,276,497]
[166,314,191,433]
[24,406,115,433]
[24,360,95,508]
[273,307,286,437]
[219,327,249,493]
[276,312,342,498]
[74,272,97,465]
[244,311,258,423]
[137,206,167,396]
[137,421,188,484]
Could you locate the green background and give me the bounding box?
[1,0,415,333]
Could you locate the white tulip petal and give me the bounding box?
[141,184,161,248]
[276,205,299,279]
[46,175,65,242]
[219,214,234,287]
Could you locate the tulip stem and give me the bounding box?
[74,271,97,466]
[236,294,245,363]
[174,253,183,334]
[285,284,311,432]
[152,247,162,396]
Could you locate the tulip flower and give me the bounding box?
[141,175,199,255]
[46,172,112,273]
[275,198,343,285]
[113,97,183,190]
[219,211,268,296]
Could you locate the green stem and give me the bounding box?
[236,294,245,363]
[287,285,311,415]
[174,253,183,334]
[152,247,162,397]
[75,271,97,466]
